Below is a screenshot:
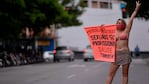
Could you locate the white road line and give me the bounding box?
[84,68,89,72]
[68,64,86,68]
[93,65,100,68]
[67,74,76,79]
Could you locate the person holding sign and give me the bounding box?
[106,1,141,84]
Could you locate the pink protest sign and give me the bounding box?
[84,24,116,62]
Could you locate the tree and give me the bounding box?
[0,0,26,39]
[123,0,149,20]
[56,0,86,27]
[0,0,85,39]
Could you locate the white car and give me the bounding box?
[43,51,54,62]
[83,45,94,62]
[54,46,75,62]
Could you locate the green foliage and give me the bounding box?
[0,0,25,39]
[0,0,85,39]
[60,0,85,26]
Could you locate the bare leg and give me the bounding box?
[122,63,130,84]
[106,63,120,84]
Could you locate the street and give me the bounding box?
[0,59,149,84]
[0,1,149,84]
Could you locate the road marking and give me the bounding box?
[93,65,100,68]
[68,64,86,68]
[67,74,76,79]
[84,69,89,72]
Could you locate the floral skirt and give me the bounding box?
[114,51,132,65]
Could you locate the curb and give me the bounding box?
[145,58,149,64]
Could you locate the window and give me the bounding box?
[83,0,112,9]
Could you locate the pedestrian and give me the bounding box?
[105,1,141,84]
[134,45,140,57]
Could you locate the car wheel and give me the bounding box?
[84,59,88,62]
[68,58,72,62]
[57,59,60,62]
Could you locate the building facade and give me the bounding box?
[83,0,119,9]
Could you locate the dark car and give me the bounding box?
[54,46,74,62]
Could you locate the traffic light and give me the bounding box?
[120,1,127,18]
[121,7,127,18]
[65,7,71,11]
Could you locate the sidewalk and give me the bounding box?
[141,53,149,64]
[144,58,149,64]
[133,53,149,64]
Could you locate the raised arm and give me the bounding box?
[125,1,141,33]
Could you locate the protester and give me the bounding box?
[105,1,141,84]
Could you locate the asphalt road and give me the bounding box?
[0,59,149,84]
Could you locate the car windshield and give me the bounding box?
[56,47,67,50]
[86,45,91,49]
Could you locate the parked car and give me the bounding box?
[43,51,54,62]
[54,46,74,62]
[83,45,94,62]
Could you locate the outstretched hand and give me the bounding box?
[136,1,141,10]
